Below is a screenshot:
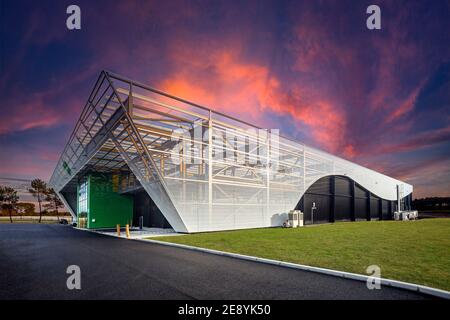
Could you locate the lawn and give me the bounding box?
[155,219,450,291]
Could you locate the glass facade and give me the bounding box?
[78,178,88,214]
[50,71,414,233]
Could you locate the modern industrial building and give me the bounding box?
[49,71,413,233]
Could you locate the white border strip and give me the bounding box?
[136,237,450,300]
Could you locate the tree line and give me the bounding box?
[412,197,450,212]
[0,179,64,223]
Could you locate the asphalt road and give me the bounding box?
[0,224,430,300]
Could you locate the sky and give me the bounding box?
[0,0,449,199]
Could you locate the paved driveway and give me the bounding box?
[0,224,430,299]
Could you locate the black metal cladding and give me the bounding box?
[355,198,367,221]
[301,176,332,224]
[303,194,331,224]
[370,196,380,220]
[334,176,352,221]
[60,190,77,215]
[133,190,171,228]
[335,196,352,221]
[354,183,367,198]
[297,175,398,225]
[405,193,413,210]
[382,200,390,220]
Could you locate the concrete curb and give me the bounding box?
[89,228,449,299]
[134,237,450,300]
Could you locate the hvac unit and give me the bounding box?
[283,210,304,228]
[404,210,419,220]
[394,210,419,221]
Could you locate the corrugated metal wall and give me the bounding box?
[297,175,399,225]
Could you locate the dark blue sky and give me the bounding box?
[0,0,449,198]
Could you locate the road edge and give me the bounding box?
[136,237,449,300]
[86,227,449,299]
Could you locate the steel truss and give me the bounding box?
[50,71,412,232]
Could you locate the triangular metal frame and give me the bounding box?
[49,71,188,232]
[50,70,413,233]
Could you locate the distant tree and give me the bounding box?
[29,179,47,223]
[43,203,51,213]
[16,202,36,216]
[0,186,19,223]
[44,188,64,221]
[413,197,450,211]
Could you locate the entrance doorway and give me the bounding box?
[132,190,171,229]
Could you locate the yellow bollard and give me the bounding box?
[116,224,121,236]
[126,224,130,239]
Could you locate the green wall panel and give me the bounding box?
[85,174,133,229]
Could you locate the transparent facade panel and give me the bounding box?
[50,71,413,232]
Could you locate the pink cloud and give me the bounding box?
[379,126,450,154]
[0,66,95,135]
[385,80,425,123]
[0,97,60,135]
[159,43,348,153]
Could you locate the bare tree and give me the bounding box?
[29,179,47,223]
[0,186,19,223]
[44,188,64,222]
